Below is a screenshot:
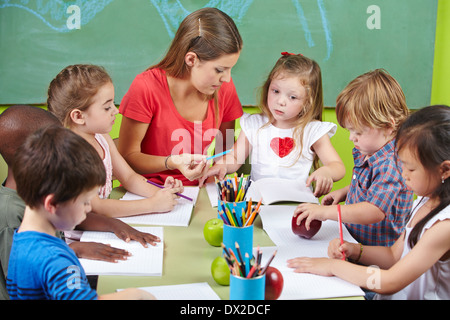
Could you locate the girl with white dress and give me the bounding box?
[199,52,345,198]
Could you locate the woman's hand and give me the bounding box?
[168,154,209,181]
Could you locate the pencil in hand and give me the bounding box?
[337,204,346,260]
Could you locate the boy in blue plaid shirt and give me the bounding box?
[293,69,414,247]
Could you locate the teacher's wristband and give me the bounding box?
[165,155,173,170]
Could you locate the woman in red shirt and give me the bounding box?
[118,8,243,186]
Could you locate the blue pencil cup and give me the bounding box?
[222,224,253,263]
[217,200,249,226]
[230,274,266,300]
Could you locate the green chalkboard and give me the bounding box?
[0,0,437,108]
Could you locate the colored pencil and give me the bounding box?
[222,243,277,279]
[337,204,346,260]
[206,149,232,161]
[259,250,277,275]
[217,199,262,227]
[216,174,253,203]
[146,180,193,201]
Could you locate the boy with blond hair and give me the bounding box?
[293,69,414,247]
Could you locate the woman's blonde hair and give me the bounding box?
[259,53,324,169]
[150,7,242,127]
[336,69,409,132]
[47,64,112,127]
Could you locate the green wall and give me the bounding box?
[431,0,450,105]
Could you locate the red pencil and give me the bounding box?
[337,204,346,260]
[246,263,259,278]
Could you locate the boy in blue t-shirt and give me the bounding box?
[6,126,154,300]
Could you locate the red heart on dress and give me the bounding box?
[270,137,295,158]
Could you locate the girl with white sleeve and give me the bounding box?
[200,52,345,197]
[47,64,183,218]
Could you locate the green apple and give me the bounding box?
[211,256,230,286]
[203,218,224,247]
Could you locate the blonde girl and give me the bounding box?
[47,64,183,218]
[200,52,345,198]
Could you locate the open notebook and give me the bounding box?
[206,178,318,207]
[118,186,199,226]
[257,206,364,300]
[79,227,163,276]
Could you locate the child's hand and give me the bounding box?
[69,241,131,262]
[101,288,157,300]
[306,168,333,197]
[148,186,182,212]
[293,203,329,230]
[286,257,333,276]
[163,176,184,193]
[122,288,157,300]
[113,223,161,247]
[198,165,227,187]
[321,187,347,205]
[328,239,360,261]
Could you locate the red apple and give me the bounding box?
[292,215,322,239]
[264,266,283,300]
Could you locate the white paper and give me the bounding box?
[256,247,364,300]
[205,178,318,207]
[124,282,220,300]
[79,227,163,276]
[118,187,199,226]
[205,182,220,207]
[258,205,357,247]
[255,206,364,299]
[246,178,319,205]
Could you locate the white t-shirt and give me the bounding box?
[374,197,450,300]
[239,113,336,183]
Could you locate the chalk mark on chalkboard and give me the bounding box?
[291,0,332,60]
[151,0,332,60]
[0,0,114,32]
[1,0,332,60]
[149,0,255,38]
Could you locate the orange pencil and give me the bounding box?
[246,198,252,220]
[254,198,262,213]
[228,248,242,276]
[245,208,257,226]
[245,199,262,226]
